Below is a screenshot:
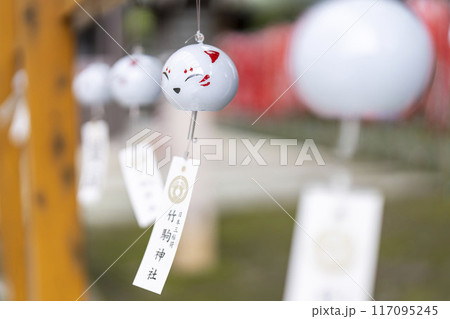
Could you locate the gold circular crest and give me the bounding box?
[168,175,189,204]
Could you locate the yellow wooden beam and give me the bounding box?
[18,0,87,300]
[0,0,28,301]
[60,0,87,17]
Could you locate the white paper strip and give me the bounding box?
[77,120,109,205]
[133,156,199,294]
[284,185,384,301]
[119,148,164,228]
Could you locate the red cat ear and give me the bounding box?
[204,50,220,63]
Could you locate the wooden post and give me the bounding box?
[17,0,87,300]
[0,0,28,301]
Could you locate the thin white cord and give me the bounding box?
[196,0,201,33]
[193,0,204,43]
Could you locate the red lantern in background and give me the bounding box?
[218,24,302,118]
[407,0,450,129]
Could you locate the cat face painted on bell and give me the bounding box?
[161,43,239,112]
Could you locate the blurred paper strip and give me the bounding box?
[284,185,384,301]
[118,148,164,228]
[77,120,110,206]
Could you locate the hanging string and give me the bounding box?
[184,0,203,159]
[190,0,204,44]
[185,0,204,44]
[90,104,105,122]
[196,0,201,34]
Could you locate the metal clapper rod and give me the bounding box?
[184,111,198,159]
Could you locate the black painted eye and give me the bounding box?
[185,73,203,82]
[163,72,169,80]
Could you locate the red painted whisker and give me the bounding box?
[199,74,210,83]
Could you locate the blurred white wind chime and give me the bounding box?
[284,0,434,301]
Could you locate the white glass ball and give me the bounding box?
[161,43,239,111]
[109,54,162,108]
[73,62,111,107]
[289,0,435,120]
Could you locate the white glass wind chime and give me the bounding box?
[133,0,239,294]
